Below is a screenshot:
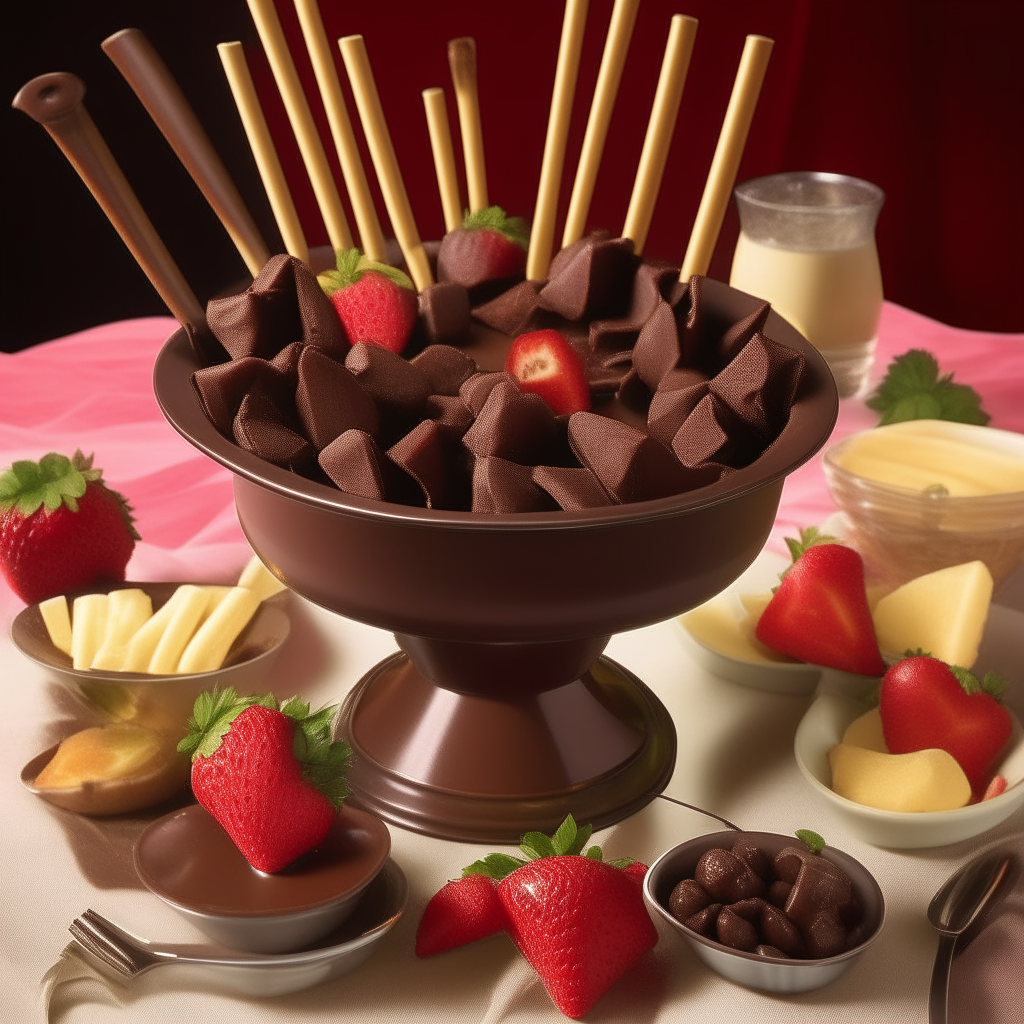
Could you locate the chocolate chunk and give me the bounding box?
[437,227,526,292]
[716,907,759,952]
[345,342,430,421]
[532,465,613,511]
[631,299,681,390]
[760,904,805,957]
[588,262,678,354]
[192,355,292,435]
[775,846,858,956]
[669,878,712,923]
[425,394,474,440]
[233,386,313,471]
[755,944,789,959]
[716,300,771,365]
[319,429,411,502]
[804,912,849,959]
[773,847,805,884]
[729,897,769,922]
[472,456,553,513]
[460,371,516,416]
[472,280,546,336]
[387,419,466,510]
[694,848,767,903]
[418,282,471,345]
[647,381,708,447]
[295,346,379,450]
[538,233,636,321]
[709,332,806,438]
[671,393,760,469]
[768,880,792,908]
[615,367,652,415]
[412,345,478,396]
[463,378,559,465]
[731,838,773,882]
[684,903,722,938]
[208,253,348,361]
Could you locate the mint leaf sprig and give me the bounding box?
[866,349,989,426]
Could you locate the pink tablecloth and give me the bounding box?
[1,304,1022,623]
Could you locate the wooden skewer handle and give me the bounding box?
[12,72,212,354]
[101,28,271,278]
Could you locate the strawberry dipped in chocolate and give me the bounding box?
[0,451,139,605]
[436,205,529,293]
[178,687,351,874]
[416,814,656,1019]
[319,248,418,355]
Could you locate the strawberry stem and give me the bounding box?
[461,205,530,249]
[317,247,414,296]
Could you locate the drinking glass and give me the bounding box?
[730,171,884,398]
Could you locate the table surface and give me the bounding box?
[1,303,1022,1024]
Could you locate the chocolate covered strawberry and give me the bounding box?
[319,248,418,354]
[178,687,350,873]
[437,205,529,291]
[416,875,507,957]
[756,528,885,677]
[506,329,591,415]
[0,451,139,605]
[879,656,1012,797]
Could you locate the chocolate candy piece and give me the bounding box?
[411,345,478,396]
[731,837,772,882]
[437,228,526,292]
[671,393,759,470]
[588,261,678,354]
[295,346,378,450]
[192,354,292,435]
[631,300,681,390]
[472,456,553,514]
[716,300,770,365]
[208,253,348,361]
[716,907,759,952]
[460,371,515,417]
[729,896,768,921]
[768,879,792,908]
[669,878,712,923]
[346,342,430,421]
[472,280,546,336]
[319,429,410,502]
[760,904,805,957]
[463,379,559,465]
[539,233,636,321]
[233,387,313,471]
[425,394,474,440]
[755,944,788,959]
[694,848,767,903]
[387,419,465,510]
[775,846,858,958]
[684,903,722,938]
[532,465,613,511]
[418,283,471,345]
[647,381,709,447]
[804,911,849,959]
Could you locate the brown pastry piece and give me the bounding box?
[232,386,313,471]
[669,878,712,923]
[538,232,637,321]
[684,903,723,938]
[411,345,478,396]
[345,342,430,422]
[418,282,471,345]
[462,378,559,465]
[387,419,466,510]
[207,253,348,361]
[569,412,718,503]
[588,261,678,355]
[472,279,547,336]
[693,847,768,903]
[319,429,413,502]
[425,394,474,440]
[716,906,759,952]
[532,465,613,511]
[471,456,554,513]
[295,346,378,450]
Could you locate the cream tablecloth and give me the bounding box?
[1,304,1022,1023]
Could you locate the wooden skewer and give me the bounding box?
[292,0,387,262]
[422,88,462,233]
[339,34,433,292]
[680,34,773,282]
[621,15,698,255]
[561,0,639,248]
[447,37,487,213]
[526,0,589,281]
[218,42,309,264]
[245,0,352,252]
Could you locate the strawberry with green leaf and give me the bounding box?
[318,248,418,354]
[437,205,529,291]
[417,814,656,1020]
[866,349,989,426]
[0,451,139,605]
[179,687,351,873]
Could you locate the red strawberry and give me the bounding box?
[879,656,1012,797]
[755,528,885,676]
[459,815,656,1020]
[319,248,418,354]
[415,875,507,957]
[437,205,529,290]
[506,329,591,416]
[0,451,139,605]
[178,688,351,873]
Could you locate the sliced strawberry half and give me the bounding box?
[415,875,507,957]
[505,329,591,415]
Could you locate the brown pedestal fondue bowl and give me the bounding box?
[153,278,838,842]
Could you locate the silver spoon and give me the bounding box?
[927,851,1014,1024]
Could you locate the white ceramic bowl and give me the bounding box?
[794,693,1024,848]
[643,830,884,993]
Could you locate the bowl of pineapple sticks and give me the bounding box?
[13,554,290,815]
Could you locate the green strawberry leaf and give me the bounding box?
[462,853,529,879]
[865,349,989,426]
[178,686,265,759]
[795,829,826,854]
[462,205,530,249]
[0,451,89,517]
[585,845,603,860]
[949,664,1008,701]
[520,831,557,860]
[318,248,414,296]
[607,856,636,869]
[772,525,839,591]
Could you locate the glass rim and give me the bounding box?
[735,172,885,214]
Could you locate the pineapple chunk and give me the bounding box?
[871,561,993,667]
[71,594,109,670]
[91,589,153,671]
[122,587,191,672]
[39,595,73,656]
[681,594,798,664]
[177,586,260,673]
[147,585,211,674]
[841,708,888,753]
[237,553,287,601]
[34,724,167,789]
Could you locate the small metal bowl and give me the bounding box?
[643,830,885,993]
[134,803,392,953]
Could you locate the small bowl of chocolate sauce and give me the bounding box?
[135,803,391,953]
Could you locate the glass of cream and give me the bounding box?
[730,172,884,398]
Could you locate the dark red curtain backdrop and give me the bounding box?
[4,1,1022,351]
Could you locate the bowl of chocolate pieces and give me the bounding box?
[644,829,884,992]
